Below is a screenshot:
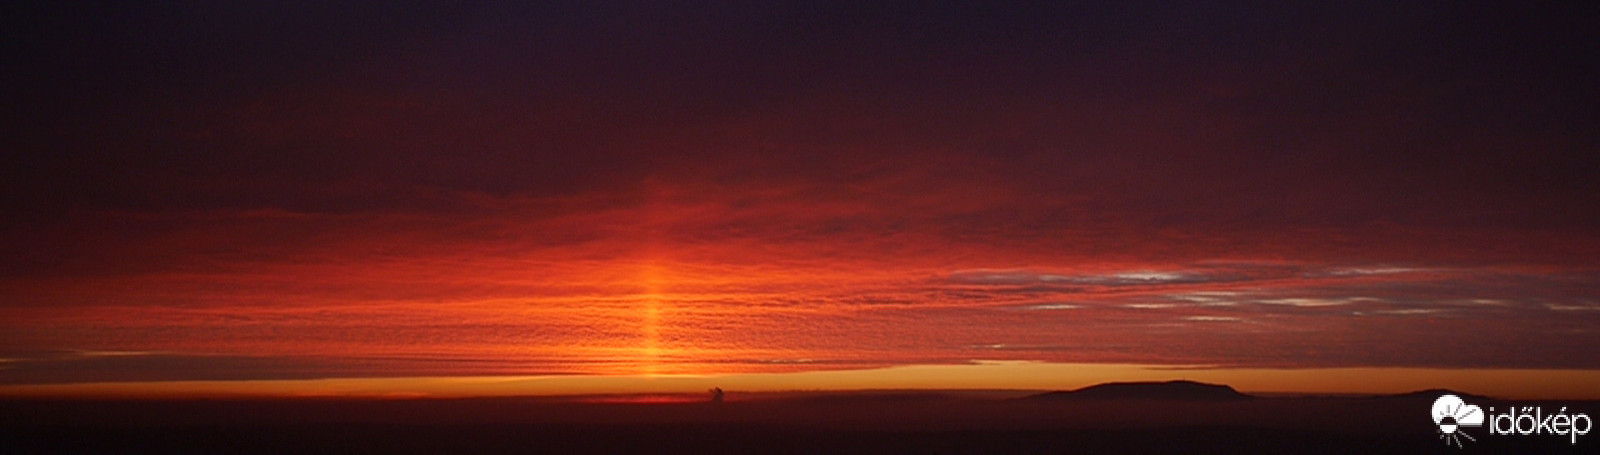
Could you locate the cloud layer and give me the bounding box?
[2,2,1598,385]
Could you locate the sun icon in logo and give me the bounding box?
[1431,394,1484,448]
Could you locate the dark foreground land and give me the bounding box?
[2,390,1595,454]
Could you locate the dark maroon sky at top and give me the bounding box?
[6,1,1597,226]
[1,1,1599,385]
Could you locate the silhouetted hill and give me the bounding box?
[1023,380,1253,401]
[7,393,1598,454]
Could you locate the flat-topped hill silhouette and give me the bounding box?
[7,391,1597,454]
[1023,380,1253,401]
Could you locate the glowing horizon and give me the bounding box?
[3,3,1597,400]
[6,246,1597,385]
[5,363,1600,401]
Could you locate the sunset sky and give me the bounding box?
[2,1,1598,398]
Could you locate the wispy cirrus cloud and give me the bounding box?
[3,2,1599,388]
[6,254,1595,383]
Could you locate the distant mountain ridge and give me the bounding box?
[1023,380,1254,401]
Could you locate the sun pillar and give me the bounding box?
[639,263,664,375]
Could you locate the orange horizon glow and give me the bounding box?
[4,4,1599,402]
[4,363,1600,401]
[4,217,1599,392]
